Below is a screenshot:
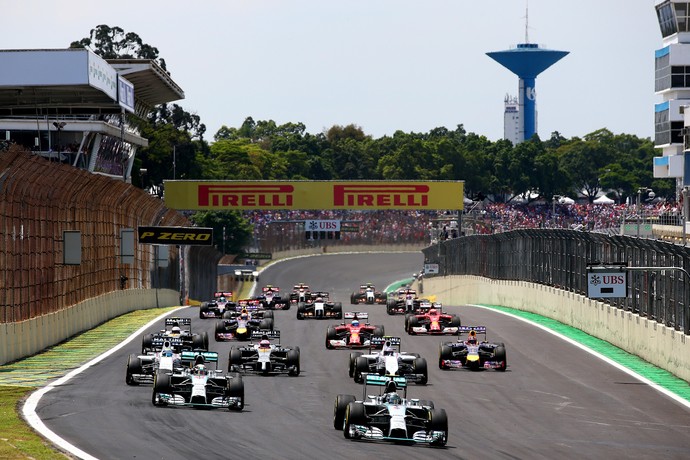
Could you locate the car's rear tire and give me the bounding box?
[450,315,461,330]
[192,334,205,350]
[348,352,362,378]
[259,318,273,330]
[199,303,209,319]
[354,356,369,383]
[262,310,274,320]
[228,347,243,371]
[297,303,306,320]
[333,302,343,319]
[222,311,234,320]
[373,326,384,337]
[141,334,154,353]
[333,394,356,429]
[494,345,507,371]
[287,349,300,376]
[414,357,428,385]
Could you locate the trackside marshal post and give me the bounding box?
[163,181,464,211]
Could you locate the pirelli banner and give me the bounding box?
[163,181,464,210]
[138,226,214,246]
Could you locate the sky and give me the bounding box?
[3,0,662,142]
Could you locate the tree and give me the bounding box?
[70,25,166,69]
[189,211,253,255]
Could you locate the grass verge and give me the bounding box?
[0,306,181,459]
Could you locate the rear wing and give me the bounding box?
[458,325,487,338]
[180,350,219,364]
[150,336,184,350]
[250,330,280,342]
[364,374,407,388]
[214,291,233,299]
[370,336,401,349]
[262,286,279,293]
[344,311,369,320]
[311,291,330,298]
[236,300,262,310]
[165,317,192,328]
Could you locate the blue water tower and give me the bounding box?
[487,43,568,142]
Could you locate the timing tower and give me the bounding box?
[487,43,568,143]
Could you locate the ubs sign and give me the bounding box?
[587,268,627,298]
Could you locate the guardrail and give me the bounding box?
[422,229,690,335]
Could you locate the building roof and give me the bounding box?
[0,49,184,117]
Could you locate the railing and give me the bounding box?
[422,229,690,335]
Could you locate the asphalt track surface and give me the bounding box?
[36,253,690,460]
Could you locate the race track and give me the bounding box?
[37,252,690,460]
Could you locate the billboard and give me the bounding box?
[164,181,464,210]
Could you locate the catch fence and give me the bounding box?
[423,229,690,334]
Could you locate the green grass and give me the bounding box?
[0,306,181,459]
[0,386,69,459]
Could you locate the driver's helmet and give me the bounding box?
[467,330,478,345]
[194,364,206,376]
[218,296,226,303]
[240,312,249,321]
[387,393,402,405]
[383,341,394,356]
[351,319,359,327]
[259,339,271,349]
[171,326,181,335]
[429,308,438,316]
[315,296,323,302]
[162,349,173,357]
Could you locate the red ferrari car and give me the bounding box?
[405,306,460,335]
[325,312,385,349]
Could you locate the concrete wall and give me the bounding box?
[424,275,690,383]
[265,244,426,261]
[0,289,179,365]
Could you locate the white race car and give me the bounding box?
[151,351,244,411]
[333,375,447,446]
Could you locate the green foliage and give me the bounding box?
[189,211,253,255]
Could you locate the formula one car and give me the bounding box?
[350,283,387,305]
[214,308,273,341]
[296,292,343,319]
[151,351,244,411]
[405,305,460,335]
[127,337,185,385]
[386,289,422,315]
[325,312,385,349]
[289,282,312,305]
[199,292,236,318]
[438,326,507,371]
[222,300,275,322]
[348,336,428,385]
[141,318,208,354]
[228,330,300,376]
[256,285,290,310]
[333,375,447,446]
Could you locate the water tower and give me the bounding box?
[486,13,568,143]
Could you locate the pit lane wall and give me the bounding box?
[423,275,690,383]
[0,289,178,365]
